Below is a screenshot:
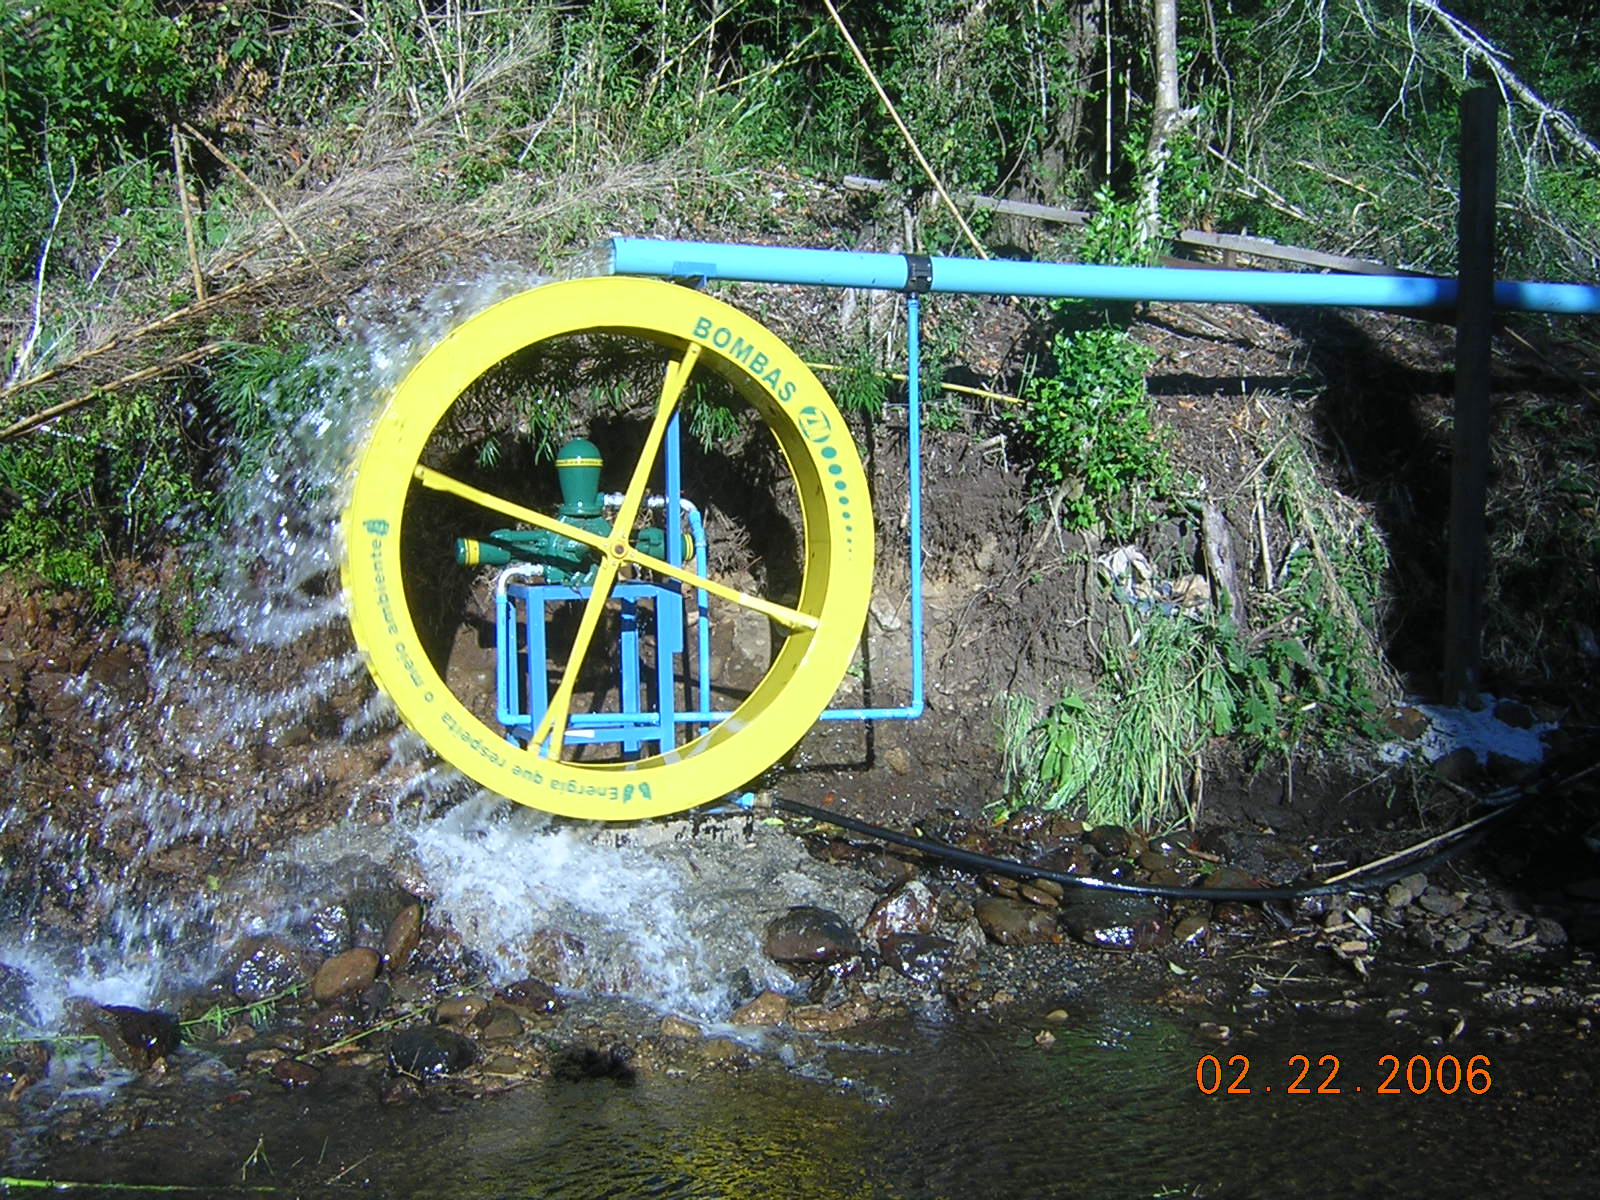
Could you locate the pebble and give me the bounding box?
[384,903,423,972]
[270,1059,321,1088]
[435,994,490,1025]
[390,1026,477,1076]
[860,880,939,945]
[228,936,307,1003]
[763,906,860,966]
[974,897,1059,946]
[659,1016,702,1038]
[731,991,790,1026]
[311,948,380,1004]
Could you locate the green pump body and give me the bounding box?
[454,438,667,584]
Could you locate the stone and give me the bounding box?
[499,978,564,1013]
[1057,893,1167,950]
[311,948,380,1004]
[1018,884,1061,908]
[1535,917,1568,947]
[523,929,589,988]
[731,990,790,1026]
[1173,914,1209,945]
[78,1004,180,1071]
[435,994,489,1026]
[478,1007,524,1042]
[1086,825,1131,857]
[1419,890,1464,918]
[1201,865,1260,892]
[788,1001,870,1033]
[860,880,939,946]
[383,903,423,973]
[881,934,958,984]
[763,907,860,967]
[228,936,307,1003]
[974,897,1059,946]
[389,1026,477,1076]
[270,1059,321,1088]
[659,1016,702,1038]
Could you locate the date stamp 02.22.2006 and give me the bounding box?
[1195,1052,1492,1096]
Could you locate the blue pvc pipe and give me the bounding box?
[610,237,1600,314]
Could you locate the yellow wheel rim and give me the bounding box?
[341,277,874,820]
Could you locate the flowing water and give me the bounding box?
[2,275,1595,1198]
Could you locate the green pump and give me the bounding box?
[454,437,667,583]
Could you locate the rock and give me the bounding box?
[882,934,959,984]
[1029,843,1096,877]
[87,644,147,704]
[1535,917,1568,947]
[78,1004,180,1071]
[435,994,489,1026]
[1383,705,1430,739]
[1173,914,1209,945]
[1433,747,1482,784]
[477,1007,524,1042]
[789,1000,870,1032]
[1201,865,1259,891]
[389,1026,477,1076]
[975,897,1059,946]
[499,978,564,1013]
[1086,825,1131,857]
[228,936,307,1003]
[1442,930,1472,954]
[659,1016,702,1038]
[1494,698,1537,728]
[1419,889,1465,918]
[859,880,939,946]
[383,903,423,973]
[270,1059,321,1088]
[763,907,860,967]
[1057,893,1167,950]
[1386,873,1429,908]
[311,948,380,1004]
[523,929,589,988]
[299,903,352,956]
[306,1006,359,1047]
[731,990,790,1026]
[1198,835,1311,884]
[1018,884,1061,908]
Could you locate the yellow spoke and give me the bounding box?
[623,546,819,632]
[530,557,621,756]
[610,343,702,539]
[412,465,610,553]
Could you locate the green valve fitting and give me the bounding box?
[556,437,603,517]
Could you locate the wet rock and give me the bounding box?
[311,948,380,1004]
[1442,930,1472,954]
[389,1026,477,1076]
[86,645,146,705]
[1433,747,1482,784]
[523,929,589,988]
[1201,866,1259,892]
[763,906,860,967]
[882,934,959,985]
[1173,914,1209,945]
[659,1016,701,1038]
[299,903,352,956]
[1029,843,1096,877]
[789,1000,871,1032]
[383,902,423,973]
[78,1004,180,1071]
[982,873,1022,898]
[0,1042,50,1100]
[1058,893,1167,950]
[0,962,39,1027]
[435,994,490,1026]
[499,978,564,1014]
[306,1006,360,1047]
[348,886,419,950]
[1383,705,1430,739]
[270,1059,321,1088]
[974,897,1059,946]
[477,1007,524,1042]
[860,880,939,946]
[731,990,790,1026]
[228,936,308,1003]
[1494,698,1537,729]
[1209,901,1260,928]
[1086,825,1131,857]
[1018,884,1061,909]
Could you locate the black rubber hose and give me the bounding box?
[771,795,1516,903]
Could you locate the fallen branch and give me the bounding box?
[0,343,225,442]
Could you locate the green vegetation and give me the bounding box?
[0,0,1595,825]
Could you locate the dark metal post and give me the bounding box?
[1444,87,1499,705]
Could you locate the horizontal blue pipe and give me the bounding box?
[609,237,1600,315]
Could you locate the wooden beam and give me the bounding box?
[1443,87,1499,705]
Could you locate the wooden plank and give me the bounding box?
[1443,88,1499,705]
[1176,229,1397,275]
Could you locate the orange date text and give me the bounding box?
[1194,1053,1492,1096]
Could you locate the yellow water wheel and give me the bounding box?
[341,276,874,820]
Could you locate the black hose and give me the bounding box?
[771,795,1516,903]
